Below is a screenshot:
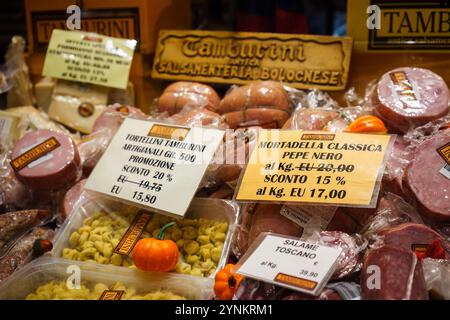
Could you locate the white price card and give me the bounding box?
[236,233,342,296]
[85,118,224,217]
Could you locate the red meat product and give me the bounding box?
[92,104,145,134]
[248,204,303,247]
[168,107,227,129]
[282,288,341,300]
[0,209,52,251]
[61,179,94,220]
[282,108,339,130]
[372,67,450,133]
[77,128,111,176]
[361,245,429,300]
[306,231,365,279]
[158,82,220,115]
[10,129,80,190]
[382,136,413,196]
[0,167,31,213]
[219,81,292,129]
[0,227,54,282]
[327,208,361,234]
[234,278,285,300]
[208,184,234,200]
[208,127,256,186]
[380,223,450,259]
[283,282,361,300]
[403,131,450,221]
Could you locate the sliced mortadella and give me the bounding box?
[10,129,80,190]
[404,131,450,221]
[372,67,450,133]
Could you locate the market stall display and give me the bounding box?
[0,20,449,302]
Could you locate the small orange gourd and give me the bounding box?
[214,263,244,300]
[344,115,387,134]
[132,222,179,272]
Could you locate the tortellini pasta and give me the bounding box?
[63,210,229,277]
[26,281,186,300]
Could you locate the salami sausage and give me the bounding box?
[372,67,450,133]
[219,81,292,129]
[158,82,220,115]
[380,223,450,259]
[361,245,429,300]
[0,209,51,251]
[404,131,450,221]
[0,227,54,282]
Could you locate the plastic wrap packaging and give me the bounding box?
[361,245,429,300]
[231,204,303,260]
[10,129,82,191]
[2,36,34,107]
[6,106,79,143]
[92,103,147,139]
[218,81,294,129]
[2,127,84,214]
[53,196,238,279]
[77,128,112,177]
[422,258,450,300]
[382,115,450,198]
[157,81,220,116]
[232,203,367,261]
[204,126,257,190]
[47,80,108,134]
[78,104,149,173]
[0,209,55,282]
[0,227,54,283]
[0,111,31,212]
[371,67,450,134]
[282,88,375,132]
[167,105,228,130]
[60,179,95,222]
[304,231,366,280]
[0,257,213,300]
[402,129,450,222]
[235,278,361,300]
[360,192,424,240]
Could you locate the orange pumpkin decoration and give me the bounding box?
[344,115,388,134]
[132,222,179,272]
[214,263,244,300]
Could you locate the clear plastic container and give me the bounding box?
[52,196,239,278]
[0,256,213,300]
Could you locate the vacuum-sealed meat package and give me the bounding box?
[403,130,450,221]
[218,81,293,129]
[371,67,450,133]
[157,82,220,116]
[10,129,81,190]
[361,245,429,300]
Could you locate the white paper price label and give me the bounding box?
[236,233,342,296]
[85,118,224,217]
